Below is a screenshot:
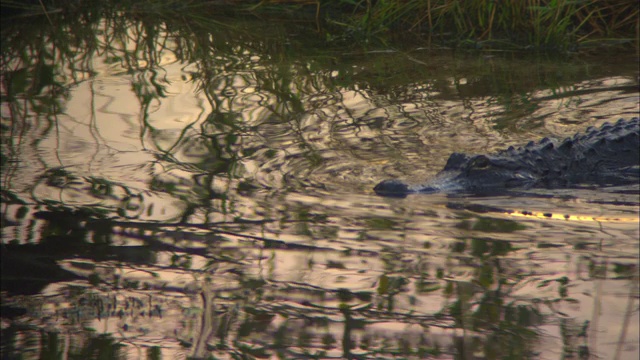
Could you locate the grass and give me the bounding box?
[256,0,639,51]
[1,0,638,51]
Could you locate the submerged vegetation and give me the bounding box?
[1,0,638,51]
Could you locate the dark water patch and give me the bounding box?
[455,217,528,233]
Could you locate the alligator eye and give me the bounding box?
[469,155,491,169]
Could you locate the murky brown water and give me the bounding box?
[1,12,639,360]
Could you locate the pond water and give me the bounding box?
[1,14,639,360]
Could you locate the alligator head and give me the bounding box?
[374,118,640,197]
[374,153,538,197]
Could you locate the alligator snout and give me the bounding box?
[374,179,441,197]
[374,179,410,197]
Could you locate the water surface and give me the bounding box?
[1,13,639,360]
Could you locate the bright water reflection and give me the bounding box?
[1,11,639,360]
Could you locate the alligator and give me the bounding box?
[374,117,639,197]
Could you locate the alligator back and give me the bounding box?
[502,117,639,187]
[374,117,639,196]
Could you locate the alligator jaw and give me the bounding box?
[375,170,538,197]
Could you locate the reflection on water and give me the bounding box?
[1,9,639,360]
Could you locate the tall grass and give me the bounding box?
[248,0,636,50]
[332,0,639,49]
[2,0,637,50]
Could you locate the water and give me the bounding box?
[1,13,639,360]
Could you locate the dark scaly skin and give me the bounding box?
[374,118,640,197]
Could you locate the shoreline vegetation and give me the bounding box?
[1,0,638,52]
